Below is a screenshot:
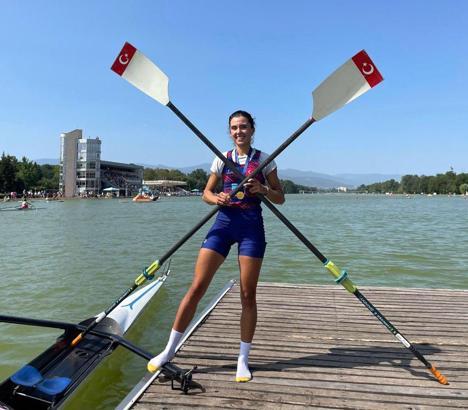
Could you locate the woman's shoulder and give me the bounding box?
[252,146,267,154]
[255,149,272,161]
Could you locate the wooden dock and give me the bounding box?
[121,282,468,409]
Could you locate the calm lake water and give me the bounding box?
[1,194,467,408]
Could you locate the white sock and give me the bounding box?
[147,329,184,373]
[236,341,252,382]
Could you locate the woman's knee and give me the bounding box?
[240,289,257,308]
[186,283,207,304]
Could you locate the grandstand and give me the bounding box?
[100,160,143,196]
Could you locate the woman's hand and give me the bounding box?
[244,178,269,195]
[215,192,231,206]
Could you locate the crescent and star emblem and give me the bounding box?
[362,63,374,75]
[119,53,130,65]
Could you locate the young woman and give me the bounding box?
[148,110,285,382]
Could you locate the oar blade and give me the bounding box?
[111,42,170,105]
[312,50,383,121]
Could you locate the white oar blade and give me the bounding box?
[312,50,383,121]
[111,42,170,105]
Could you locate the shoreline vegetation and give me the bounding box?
[1,153,467,197]
[356,171,468,196]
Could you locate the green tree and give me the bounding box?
[383,179,400,193]
[419,175,430,193]
[459,183,468,195]
[143,168,186,181]
[281,179,299,194]
[444,171,457,193]
[360,171,468,195]
[400,175,420,194]
[186,168,208,191]
[17,157,42,190]
[456,173,468,189]
[38,164,60,189]
[427,176,439,194]
[0,153,19,192]
[365,179,400,193]
[356,184,368,193]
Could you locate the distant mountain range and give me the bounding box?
[175,164,401,188]
[35,158,400,188]
[280,169,401,188]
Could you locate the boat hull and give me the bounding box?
[0,279,165,409]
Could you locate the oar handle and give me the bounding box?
[430,365,449,385]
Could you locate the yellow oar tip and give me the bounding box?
[147,362,159,373]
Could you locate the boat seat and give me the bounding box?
[10,365,42,387]
[10,364,71,395]
[37,377,72,395]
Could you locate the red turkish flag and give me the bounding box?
[111,42,137,76]
[351,50,383,88]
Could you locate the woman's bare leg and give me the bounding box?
[173,248,225,332]
[236,255,262,381]
[238,255,262,342]
[147,248,225,372]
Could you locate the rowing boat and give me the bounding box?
[0,207,40,212]
[0,265,171,410]
[132,193,159,202]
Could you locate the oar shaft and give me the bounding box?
[0,314,77,331]
[355,290,434,370]
[157,206,219,266]
[353,289,447,384]
[0,314,155,362]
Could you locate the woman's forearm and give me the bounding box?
[262,184,285,204]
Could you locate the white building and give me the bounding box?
[59,129,143,198]
[59,129,101,197]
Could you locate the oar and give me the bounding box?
[111,43,448,384]
[0,314,154,360]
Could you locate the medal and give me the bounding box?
[230,148,254,202]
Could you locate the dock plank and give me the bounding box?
[128,283,468,409]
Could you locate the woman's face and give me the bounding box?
[229,116,254,149]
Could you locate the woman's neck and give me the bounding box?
[235,145,251,156]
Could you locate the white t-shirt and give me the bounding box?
[210,148,277,178]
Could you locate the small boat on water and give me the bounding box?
[0,264,171,410]
[0,207,33,212]
[0,203,42,212]
[132,193,159,202]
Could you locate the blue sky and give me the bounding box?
[0,0,467,175]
